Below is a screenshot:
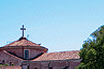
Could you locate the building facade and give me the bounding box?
[0,25,80,69]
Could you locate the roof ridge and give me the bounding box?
[18,37,27,41]
[48,50,80,54]
[4,37,41,47]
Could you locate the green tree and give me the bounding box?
[77,25,104,69]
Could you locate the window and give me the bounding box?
[24,49,29,59]
[49,67,53,69]
[2,60,5,64]
[62,66,69,69]
[9,62,14,66]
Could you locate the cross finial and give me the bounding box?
[20,25,26,37]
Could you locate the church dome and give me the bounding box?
[5,37,41,47]
[1,25,48,60]
[4,36,48,52]
[3,25,48,52]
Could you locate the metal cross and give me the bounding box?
[20,25,26,37]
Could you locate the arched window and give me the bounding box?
[24,49,29,59]
[2,60,5,64]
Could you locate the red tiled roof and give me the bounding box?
[4,37,40,47]
[33,50,80,61]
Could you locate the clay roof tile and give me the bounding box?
[4,37,40,47]
[33,50,80,61]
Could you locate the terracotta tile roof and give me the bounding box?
[33,50,80,61]
[4,37,40,47]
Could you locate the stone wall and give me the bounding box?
[23,59,80,69]
[29,49,44,59]
[5,47,44,59]
[0,66,21,69]
[6,48,23,58]
[0,50,23,66]
[69,60,80,69]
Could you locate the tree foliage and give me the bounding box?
[77,25,104,69]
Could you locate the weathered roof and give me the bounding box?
[4,37,40,47]
[33,50,80,61]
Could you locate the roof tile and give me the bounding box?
[33,50,80,61]
[4,37,40,47]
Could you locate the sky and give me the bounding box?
[0,0,104,52]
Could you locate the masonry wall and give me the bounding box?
[69,60,80,69]
[5,47,44,59]
[6,48,23,58]
[29,49,44,59]
[24,59,80,69]
[0,50,23,66]
[0,66,21,69]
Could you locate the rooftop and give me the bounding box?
[33,50,80,61]
[4,37,41,47]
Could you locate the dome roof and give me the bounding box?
[4,37,42,47]
[3,25,48,52]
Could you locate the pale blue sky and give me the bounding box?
[0,0,104,52]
